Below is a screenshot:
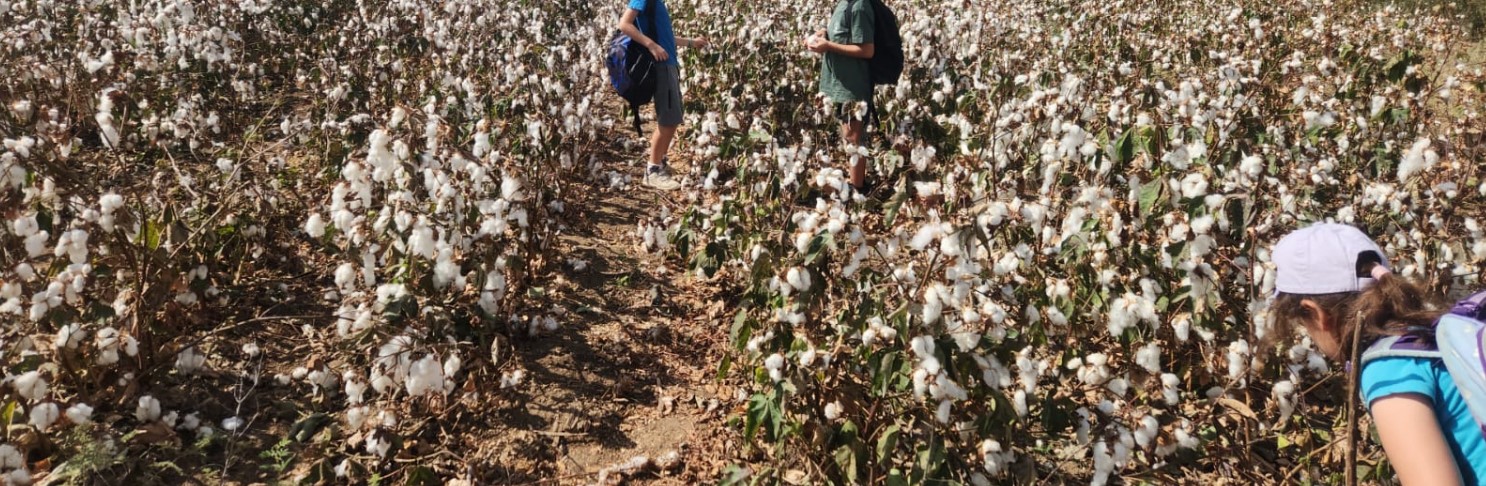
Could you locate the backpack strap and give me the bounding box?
[1358,333,1441,368]
[1451,290,1486,321]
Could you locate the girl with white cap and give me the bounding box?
[1270,222,1486,485]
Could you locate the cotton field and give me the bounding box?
[1,0,1483,484]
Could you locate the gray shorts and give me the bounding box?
[654,63,683,127]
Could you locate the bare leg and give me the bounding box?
[650,124,679,166]
[843,118,866,189]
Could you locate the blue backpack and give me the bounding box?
[1360,291,1486,435]
[605,5,659,136]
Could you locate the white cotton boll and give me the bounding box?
[345,379,368,404]
[798,347,818,367]
[1176,425,1201,449]
[910,335,936,359]
[1240,153,1264,179]
[29,402,59,429]
[1135,415,1160,449]
[346,406,369,430]
[1162,373,1181,405]
[824,401,842,421]
[1013,389,1028,417]
[922,289,943,325]
[1172,315,1191,342]
[0,445,21,469]
[222,416,244,432]
[913,368,930,399]
[952,331,980,352]
[15,263,35,282]
[406,355,446,397]
[136,396,161,422]
[433,250,460,289]
[935,400,952,423]
[1273,380,1297,425]
[1091,441,1114,486]
[910,222,944,251]
[407,223,436,259]
[6,468,31,486]
[25,231,49,258]
[1397,138,1434,181]
[785,267,811,292]
[1107,377,1129,397]
[66,403,93,424]
[922,356,943,377]
[54,323,85,350]
[1135,342,1162,373]
[764,353,786,382]
[305,213,326,238]
[365,433,392,458]
[1180,173,1208,199]
[501,174,524,201]
[13,371,47,400]
[1227,340,1251,380]
[180,413,201,431]
[334,263,357,289]
[175,347,206,374]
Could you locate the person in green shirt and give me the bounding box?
[806,0,875,191]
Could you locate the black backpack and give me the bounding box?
[850,0,903,86]
[605,5,659,135]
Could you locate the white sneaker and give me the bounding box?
[643,165,681,191]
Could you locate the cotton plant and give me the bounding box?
[664,0,1484,482]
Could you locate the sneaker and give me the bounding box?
[643,164,681,191]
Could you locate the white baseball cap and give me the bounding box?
[1273,223,1390,295]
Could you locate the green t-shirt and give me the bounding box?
[819,0,874,103]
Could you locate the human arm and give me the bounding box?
[617,8,668,62]
[1372,394,1464,486]
[807,37,874,59]
[675,36,709,49]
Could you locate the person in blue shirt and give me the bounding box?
[617,0,707,191]
[1269,223,1486,485]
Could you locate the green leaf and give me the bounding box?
[716,354,732,380]
[886,469,909,486]
[802,234,831,266]
[1138,178,1164,215]
[143,219,163,250]
[730,310,752,353]
[1,400,14,428]
[833,444,859,484]
[876,424,900,462]
[883,179,910,227]
[745,393,770,443]
[403,466,439,486]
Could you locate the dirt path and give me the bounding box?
[502,144,735,484]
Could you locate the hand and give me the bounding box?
[689,37,709,49]
[647,43,669,62]
[807,37,829,54]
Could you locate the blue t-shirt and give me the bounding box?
[627,0,677,66]
[1362,356,1486,483]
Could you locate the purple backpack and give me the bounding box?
[1359,291,1486,434]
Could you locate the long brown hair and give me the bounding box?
[1267,268,1446,359]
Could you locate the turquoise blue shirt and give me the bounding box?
[1362,356,1486,483]
[628,0,677,66]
